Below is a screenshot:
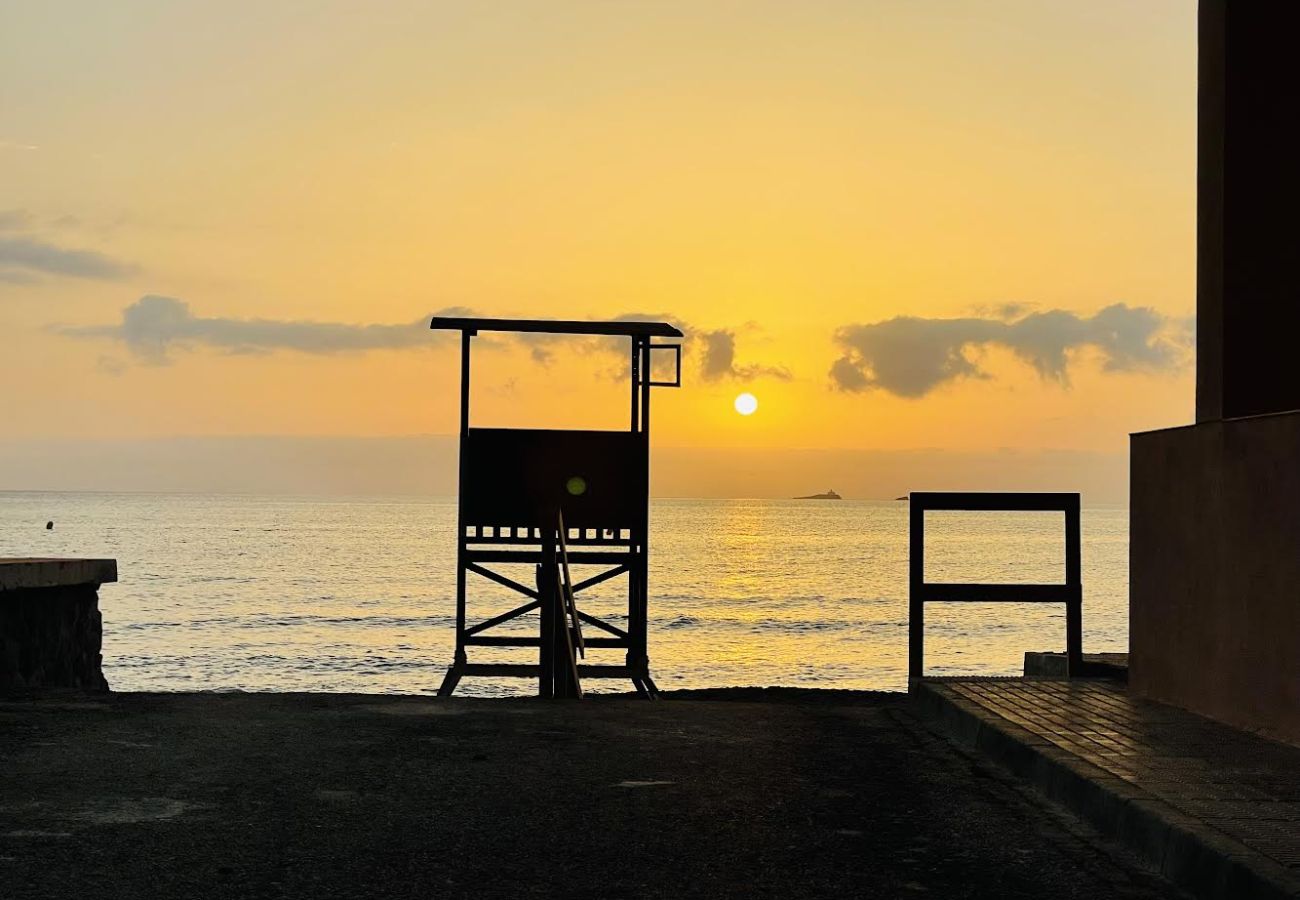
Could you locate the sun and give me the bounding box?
[734,392,758,416]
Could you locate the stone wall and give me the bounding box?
[0,559,116,692]
[1130,412,1300,746]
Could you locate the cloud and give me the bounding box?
[0,236,135,280]
[0,209,34,230]
[503,311,687,378]
[698,329,792,382]
[0,211,136,281]
[829,303,1190,397]
[63,295,471,364]
[520,315,791,383]
[512,332,559,366]
[63,297,793,388]
[968,301,1036,321]
[614,311,687,330]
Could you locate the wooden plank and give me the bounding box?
[466,549,633,564]
[454,661,638,679]
[576,610,629,640]
[465,563,538,599]
[430,316,682,338]
[467,635,624,648]
[463,599,541,636]
[462,663,540,678]
[570,564,629,594]
[465,534,630,546]
[552,570,582,698]
[465,636,540,647]
[557,510,585,657]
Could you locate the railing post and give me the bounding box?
[1064,496,1083,676]
[908,496,925,681]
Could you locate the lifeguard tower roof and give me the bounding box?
[430,316,683,338]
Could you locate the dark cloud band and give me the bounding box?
[698,329,792,382]
[0,209,135,281]
[61,295,469,364]
[830,304,1191,397]
[62,296,793,385]
[0,235,135,281]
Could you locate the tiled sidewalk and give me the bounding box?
[916,678,1300,900]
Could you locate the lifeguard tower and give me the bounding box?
[430,317,683,698]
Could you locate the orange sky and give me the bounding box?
[0,1,1196,493]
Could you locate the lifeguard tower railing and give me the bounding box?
[430,317,682,698]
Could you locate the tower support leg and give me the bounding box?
[537,562,554,699]
[438,651,466,698]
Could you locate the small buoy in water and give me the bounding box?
[46,521,54,530]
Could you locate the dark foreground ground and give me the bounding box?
[0,689,1188,899]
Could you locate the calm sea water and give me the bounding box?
[0,492,1128,696]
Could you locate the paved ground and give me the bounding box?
[919,679,1300,898]
[0,689,1188,899]
[935,680,1300,870]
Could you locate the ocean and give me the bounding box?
[1,492,1128,696]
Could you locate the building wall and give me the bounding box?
[1130,411,1300,745]
[1197,1,1300,422]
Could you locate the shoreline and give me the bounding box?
[2,685,905,705]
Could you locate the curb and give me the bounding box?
[912,681,1300,900]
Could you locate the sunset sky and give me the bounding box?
[1,1,1196,498]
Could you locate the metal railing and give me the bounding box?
[909,492,1082,680]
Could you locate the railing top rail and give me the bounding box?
[910,491,1080,512]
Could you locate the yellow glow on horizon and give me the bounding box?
[0,0,1197,482]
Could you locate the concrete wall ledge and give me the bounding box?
[1024,651,1128,680]
[1,558,115,691]
[0,558,118,592]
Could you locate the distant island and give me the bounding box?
[794,489,842,500]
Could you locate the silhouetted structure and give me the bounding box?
[429,317,682,698]
[1130,3,1300,743]
[909,492,1081,679]
[794,489,841,500]
[0,558,116,690]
